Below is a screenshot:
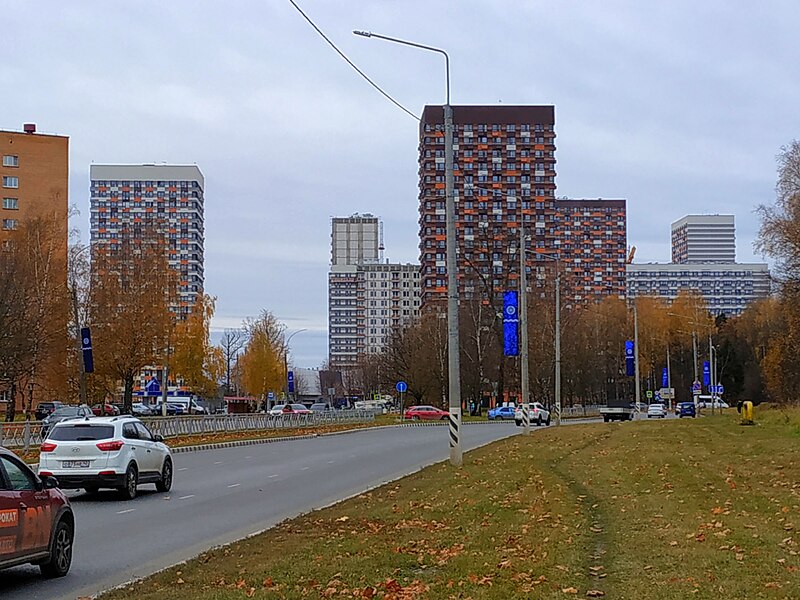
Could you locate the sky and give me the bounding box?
[4,1,800,367]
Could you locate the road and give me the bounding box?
[1,423,522,600]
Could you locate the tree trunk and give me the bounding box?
[123,374,134,414]
[4,383,17,422]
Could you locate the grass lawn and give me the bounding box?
[101,406,799,599]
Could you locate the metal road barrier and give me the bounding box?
[0,410,377,450]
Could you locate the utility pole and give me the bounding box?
[554,261,562,426]
[633,300,641,413]
[709,336,716,416]
[666,344,671,411]
[519,226,530,434]
[71,284,87,405]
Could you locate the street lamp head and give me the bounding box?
[353,30,372,37]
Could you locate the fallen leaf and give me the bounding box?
[562,587,579,594]
[586,591,606,597]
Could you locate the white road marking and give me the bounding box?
[178,467,188,472]
[268,474,279,478]
[214,461,223,465]
[227,483,241,488]
[178,494,195,500]
[327,460,335,464]
[244,456,252,459]
[301,466,310,471]
[117,509,136,515]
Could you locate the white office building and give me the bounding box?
[627,263,771,316]
[628,214,770,316]
[671,214,736,264]
[328,215,421,369]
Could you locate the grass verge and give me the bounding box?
[101,408,799,599]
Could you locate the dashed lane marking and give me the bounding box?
[227,483,241,488]
[178,495,195,500]
[117,509,136,515]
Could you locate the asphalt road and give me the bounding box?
[1,423,522,600]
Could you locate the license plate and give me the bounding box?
[62,460,90,468]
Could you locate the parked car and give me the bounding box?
[0,446,74,577]
[152,402,184,416]
[647,403,667,418]
[91,403,120,417]
[403,405,449,421]
[132,402,155,417]
[696,397,729,409]
[600,398,635,422]
[487,406,516,421]
[41,405,94,438]
[514,402,551,426]
[310,402,333,412]
[34,401,64,421]
[38,416,173,500]
[677,402,697,418]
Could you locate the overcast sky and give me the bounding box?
[4,1,799,367]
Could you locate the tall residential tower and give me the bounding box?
[89,164,205,314]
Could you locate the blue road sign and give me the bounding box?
[625,340,635,377]
[396,381,408,393]
[80,326,94,373]
[662,367,668,388]
[709,384,725,395]
[692,380,702,394]
[288,370,295,393]
[503,290,519,356]
[268,391,274,399]
[702,361,710,386]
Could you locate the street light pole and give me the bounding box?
[554,259,561,426]
[284,329,307,406]
[633,299,641,413]
[519,227,530,435]
[354,30,462,467]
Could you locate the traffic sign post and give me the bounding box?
[646,390,653,400]
[396,381,408,421]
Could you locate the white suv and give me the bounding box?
[514,402,551,426]
[38,416,173,500]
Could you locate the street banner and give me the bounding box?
[703,361,710,386]
[503,290,519,356]
[81,326,94,373]
[625,340,635,377]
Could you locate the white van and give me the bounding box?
[167,398,208,414]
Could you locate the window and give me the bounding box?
[122,423,139,439]
[2,176,19,189]
[0,456,36,491]
[2,198,18,210]
[2,155,18,167]
[135,423,153,441]
[2,219,18,230]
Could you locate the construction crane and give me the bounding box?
[627,246,636,264]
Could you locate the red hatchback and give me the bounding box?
[0,446,74,577]
[403,405,450,421]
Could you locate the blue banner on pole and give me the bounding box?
[288,370,295,393]
[703,361,710,386]
[80,326,94,374]
[625,340,635,377]
[662,367,668,388]
[503,290,519,356]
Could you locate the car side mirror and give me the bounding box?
[153,434,164,443]
[40,475,60,490]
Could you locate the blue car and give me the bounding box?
[488,406,516,420]
[678,402,696,418]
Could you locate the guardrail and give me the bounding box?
[0,410,377,451]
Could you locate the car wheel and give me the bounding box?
[156,457,173,492]
[40,519,73,578]
[515,420,521,427]
[440,415,448,421]
[536,416,542,426]
[118,463,138,500]
[412,416,419,421]
[84,485,100,495]
[545,416,551,426]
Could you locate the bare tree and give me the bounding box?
[219,328,248,396]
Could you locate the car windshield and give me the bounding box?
[48,424,115,441]
[291,404,307,410]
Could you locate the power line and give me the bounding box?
[287,0,419,122]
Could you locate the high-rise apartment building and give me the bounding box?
[418,105,626,306]
[89,165,205,313]
[328,215,420,369]
[671,215,735,264]
[0,124,69,413]
[331,213,380,267]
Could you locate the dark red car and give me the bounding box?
[0,446,74,577]
[403,405,449,421]
[91,403,120,417]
